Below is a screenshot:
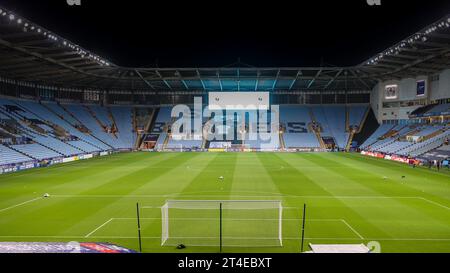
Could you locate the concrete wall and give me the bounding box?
[431,69,450,101]
[370,69,450,123]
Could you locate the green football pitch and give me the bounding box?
[0,152,449,253]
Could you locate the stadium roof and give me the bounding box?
[0,6,449,92]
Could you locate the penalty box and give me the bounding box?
[84,201,364,247]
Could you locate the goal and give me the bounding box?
[161,200,283,248]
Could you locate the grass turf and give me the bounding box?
[0,152,449,253]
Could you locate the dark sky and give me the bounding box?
[0,0,449,67]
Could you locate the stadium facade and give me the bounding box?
[0,6,449,173]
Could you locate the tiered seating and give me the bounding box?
[397,129,450,157]
[244,132,280,150]
[44,102,79,125]
[90,105,112,127]
[280,106,311,124]
[427,104,449,115]
[311,106,349,149]
[325,106,348,149]
[284,133,319,148]
[413,126,444,137]
[280,106,320,148]
[110,106,135,149]
[366,125,410,151]
[32,134,83,156]
[38,124,54,133]
[360,124,394,149]
[377,141,412,154]
[1,100,81,157]
[12,143,62,160]
[348,106,367,127]
[68,140,101,153]
[420,145,450,161]
[311,106,330,134]
[155,107,173,123]
[18,101,108,151]
[363,122,449,159]
[0,112,9,120]
[165,107,207,149]
[167,139,202,149]
[1,98,138,165]
[309,106,355,149]
[65,104,122,149]
[0,144,33,166]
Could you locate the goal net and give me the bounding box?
[161,200,283,248]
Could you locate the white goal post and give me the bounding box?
[161,200,283,248]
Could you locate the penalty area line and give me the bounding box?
[340,219,364,239]
[113,217,344,222]
[85,218,114,238]
[0,197,43,213]
[43,195,450,212]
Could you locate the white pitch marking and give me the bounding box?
[418,197,450,211]
[84,218,114,238]
[48,194,425,199]
[139,206,299,210]
[0,235,449,242]
[0,197,43,213]
[340,219,364,239]
[114,217,342,222]
[45,195,450,212]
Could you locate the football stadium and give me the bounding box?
[0,2,449,256]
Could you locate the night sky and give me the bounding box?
[0,0,449,67]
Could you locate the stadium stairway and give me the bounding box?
[42,103,81,130]
[137,108,157,149]
[64,104,120,149]
[345,106,350,132]
[155,133,168,151]
[109,106,135,149]
[132,108,139,149]
[145,108,158,133]
[308,108,326,148]
[279,131,286,150]
[85,105,108,134]
[354,108,383,149]
[201,138,208,150]
[345,131,355,151]
[349,106,372,149]
[59,104,86,128]
[41,102,109,151]
[163,135,172,150]
[356,106,370,134]
[108,107,119,134]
